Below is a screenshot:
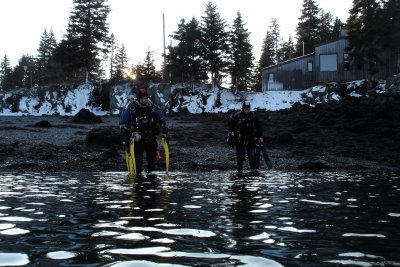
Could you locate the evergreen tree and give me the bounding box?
[135,49,161,88]
[295,0,321,56]
[64,0,111,80]
[130,64,137,80]
[200,1,229,87]
[9,54,35,88]
[380,0,400,50]
[228,11,254,92]
[332,17,344,39]
[47,29,58,53]
[48,36,81,83]
[113,44,129,80]
[280,35,295,61]
[269,18,281,64]
[92,53,106,80]
[165,44,184,83]
[165,19,186,84]
[318,10,334,43]
[166,17,205,85]
[259,33,276,69]
[37,28,57,84]
[0,55,13,90]
[253,29,276,91]
[108,33,118,78]
[346,0,381,75]
[37,29,49,67]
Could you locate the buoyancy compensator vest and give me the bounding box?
[130,102,156,138]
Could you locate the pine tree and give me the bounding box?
[346,0,381,75]
[280,35,295,61]
[47,29,58,53]
[113,44,129,80]
[332,17,344,39]
[183,17,206,85]
[37,28,58,84]
[200,1,229,88]
[37,29,49,67]
[165,44,184,83]
[108,33,118,78]
[166,19,187,83]
[166,17,205,85]
[48,36,81,83]
[295,0,321,56]
[9,54,35,88]
[269,18,281,64]
[135,49,161,88]
[228,11,254,92]
[380,0,400,50]
[0,55,13,90]
[318,10,334,43]
[65,0,111,80]
[259,32,276,69]
[253,29,276,91]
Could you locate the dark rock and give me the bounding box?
[290,127,312,134]
[101,148,120,159]
[85,127,122,146]
[203,132,216,138]
[71,108,102,123]
[38,151,55,160]
[176,107,190,115]
[318,117,336,126]
[385,73,400,90]
[294,118,306,126]
[276,132,294,145]
[290,102,306,112]
[297,161,331,170]
[33,120,51,127]
[373,95,388,105]
[0,142,19,155]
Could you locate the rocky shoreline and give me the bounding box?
[1,94,399,173]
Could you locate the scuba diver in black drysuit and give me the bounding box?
[119,89,168,174]
[228,101,263,174]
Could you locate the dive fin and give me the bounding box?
[129,140,136,175]
[161,137,170,175]
[261,143,272,170]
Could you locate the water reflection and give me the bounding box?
[0,171,399,266]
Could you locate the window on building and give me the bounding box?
[343,53,350,70]
[307,62,313,72]
[320,54,338,71]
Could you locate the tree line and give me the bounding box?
[1,0,399,92]
[346,0,400,75]
[0,0,161,91]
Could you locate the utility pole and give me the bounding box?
[276,38,279,67]
[23,65,27,87]
[29,56,33,88]
[162,13,166,81]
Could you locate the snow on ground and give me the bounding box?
[0,83,109,116]
[0,79,383,116]
[172,87,308,113]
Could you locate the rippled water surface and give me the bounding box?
[0,171,399,266]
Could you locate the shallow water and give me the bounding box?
[0,171,399,266]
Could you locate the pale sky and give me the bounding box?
[0,0,352,69]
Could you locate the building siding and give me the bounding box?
[262,54,315,91]
[261,38,400,91]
